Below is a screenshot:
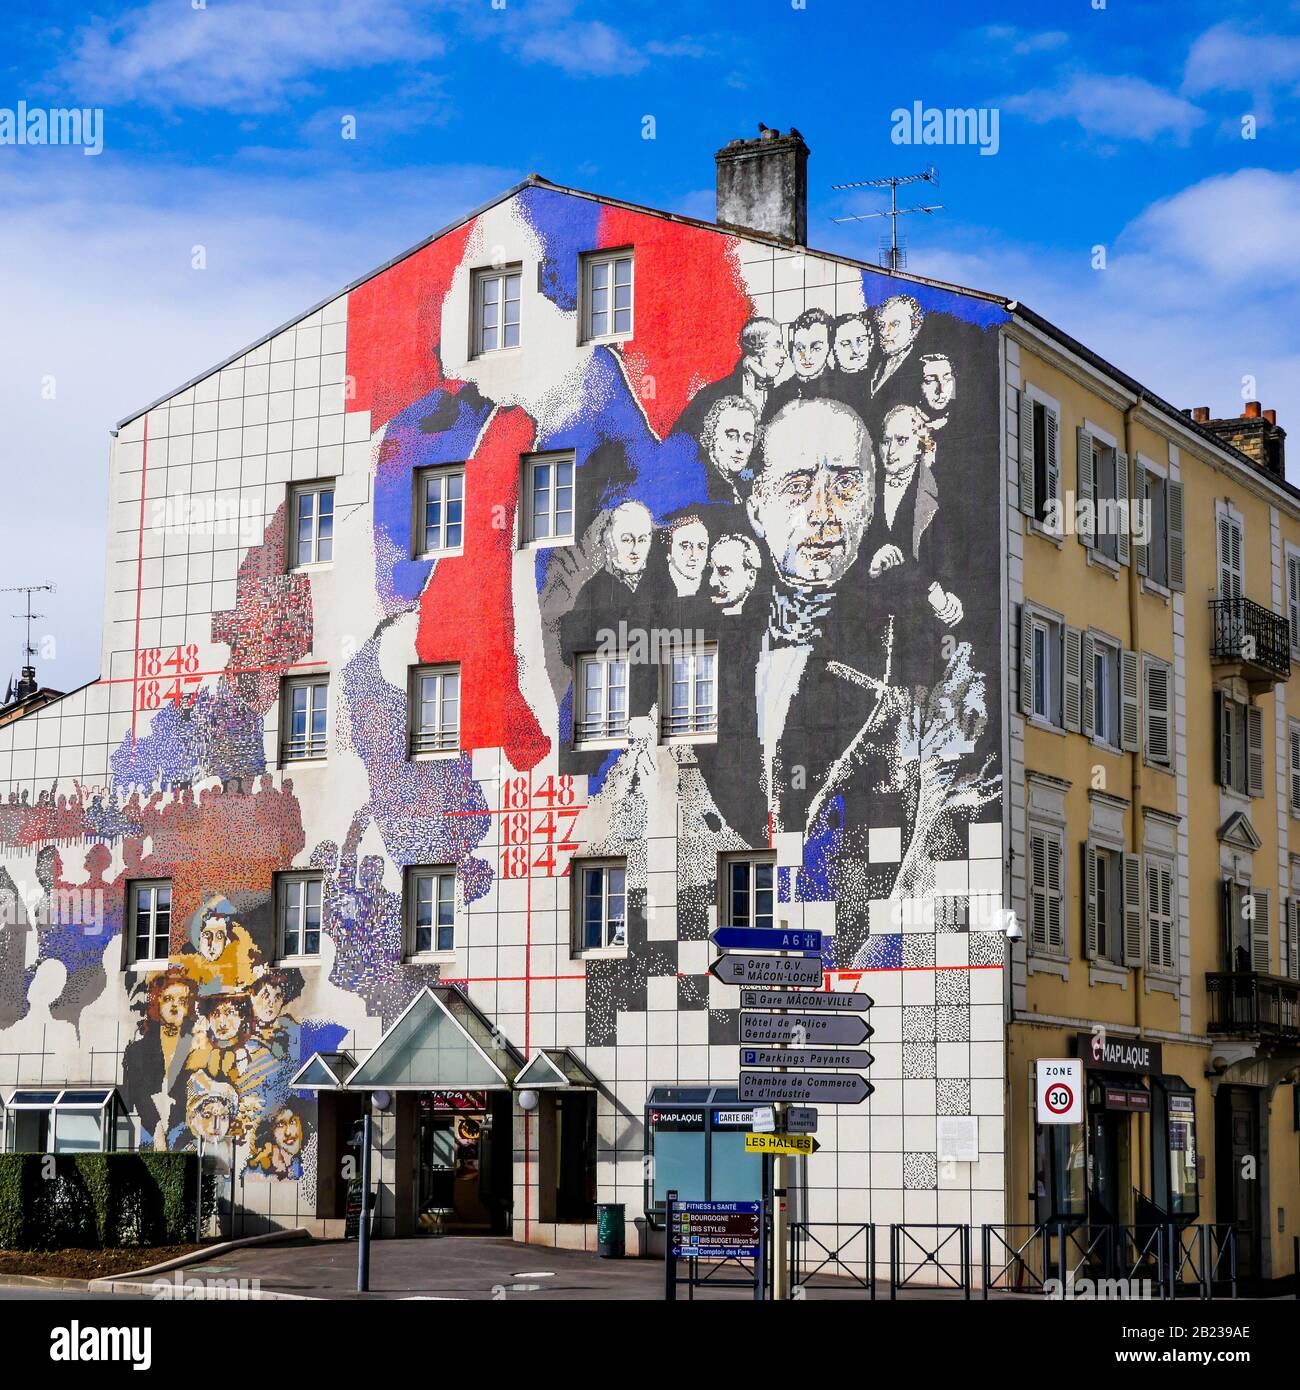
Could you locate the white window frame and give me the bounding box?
[1029,614,1062,727]
[574,859,627,953]
[721,854,777,932]
[415,465,465,557]
[281,676,329,762]
[410,665,460,756]
[473,265,522,355]
[291,482,335,567]
[1145,853,1177,975]
[128,880,173,966]
[1138,457,1170,589]
[582,250,634,343]
[407,866,456,957]
[1216,500,1244,603]
[662,644,718,740]
[576,653,629,745]
[1091,842,1124,966]
[1089,633,1121,750]
[278,873,324,959]
[1027,823,1065,957]
[522,452,575,547]
[1024,383,1061,533]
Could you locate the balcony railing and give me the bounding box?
[1206,971,1300,1041]
[1209,597,1291,681]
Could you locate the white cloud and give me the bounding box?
[1184,20,1300,116]
[980,26,1070,57]
[517,19,647,77]
[1007,72,1204,143]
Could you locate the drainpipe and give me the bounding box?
[1124,394,1150,1198]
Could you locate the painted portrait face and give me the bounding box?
[749,326,786,384]
[159,984,191,1030]
[876,299,919,356]
[750,402,872,589]
[208,1000,243,1045]
[921,357,956,412]
[834,319,873,374]
[669,521,710,582]
[882,407,928,478]
[608,502,652,576]
[193,1098,231,1141]
[274,1111,303,1155]
[710,405,757,476]
[252,982,284,1026]
[199,917,230,962]
[708,538,758,609]
[790,323,830,379]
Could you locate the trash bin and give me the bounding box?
[596,1203,625,1258]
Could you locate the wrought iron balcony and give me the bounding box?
[1209,597,1291,683]
[1206,971,1300,1042]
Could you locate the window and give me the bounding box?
[1018,391,1059,527]
[416,467,464,555]
[583,251,633,342]
[1021,607,1062,727]
[474,267,521,353]
[1028,827,1064,953]
[1222,879,1268,973]
[1089,638,1120,748]
[575,861,626,951]
[410,666,460,754]
[407,867,455,955]
[1084,843,1139,966]
[1145,657,1172,769]
[1289,719,1300,815]
[1216,692,1262,797]
[278,875,323,958]
[2,1089,130,1156]
[523,453,575,545]
[1288,550,1300,659]
[129,881,172,964]
[1138,468,1171,588]
[1217,509,1243,602]
[1076,429,1130,564]
[663,645,718,739]
[282,677,329,761]
[1146,857,1176,973]
[292,483,334,566]
[722,855,776,932]
[577,653,628,743]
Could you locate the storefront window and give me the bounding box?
[645,1088,766,1220]
[1161,1088,1199,1219]
[1036,1122,1086,1224]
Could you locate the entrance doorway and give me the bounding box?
[416,1092,512,1234]
[1216,1086,1262,1280]
[538,1090,597,1225]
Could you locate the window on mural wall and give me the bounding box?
[583,251,633,342]
[410,666,460,754]
[129,881,172,964]
[524,453,575,545]
[474,267,521,354]
[663,645,718,739]
[279,876,323,957]
[407,868,455,955]
[577,653,628,744]
[292,483,334,566]
[576,861,627,950]
[415,466,464,555]
[282,677,329,761]
[722,855,776,932]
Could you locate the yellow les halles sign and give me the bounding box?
[744,1133,818,1156]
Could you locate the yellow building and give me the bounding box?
[1003,313,1300,1287]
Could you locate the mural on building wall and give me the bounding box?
[0,184,1006,1216]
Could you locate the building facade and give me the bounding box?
[0,130,1294,1278]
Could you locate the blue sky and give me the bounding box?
[2,0,1299,686]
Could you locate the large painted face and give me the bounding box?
[834,319,873,374]
[159,984,191,1030]
[708,539,757,608]
[921,357,956,412]
[748,327,786,384]
[252,982,284,1025]
[208,1001,242,1045]
[274,1111,303,1154]
[669,522,710,581]
[790,324,830,379]
[194,1099,231,1141]
[750,405,871,588]
[882,408,927,478]
[609,503,652,576]
[199,917,230,962]
[710,406,757,476]
[877,301,918,356]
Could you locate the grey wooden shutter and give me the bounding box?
[1247,703,1264,797]
[1167,480,1185,590]
[1046,835,1063,952]
[1218,513,1243,601]
[1146,660,1171,767]
[1287,897,1299,981]
[1216,691,1229,788]
[1135,466,1150,577]
[1083,843,1098,959]
[1019,606,1034,715]
[1120,648,1140,752]
[1045,408,1060,524]
[1018,388,1035,517]
[1063,626,1082,732]
[1076,428,1095,548]
[1080,632,1095,737]
[1122,852,1143,966]
[1289,553,1300,658]
[1250,889,1270,973]
[1029,830,1048,947]
[1147,861,1174,972]
[1289,723,1300,813]
[1115,450,1131,566]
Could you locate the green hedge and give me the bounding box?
[0,1152,205,1250]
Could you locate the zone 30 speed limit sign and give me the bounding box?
[1036,1059,1082,1125]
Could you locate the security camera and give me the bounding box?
[1000,911,1023,941]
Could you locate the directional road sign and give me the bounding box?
[740,1011,872,1047]
[740,1046,875,1070]
[739,1071,874,1105]
[739,988,872,1012]
[669,1199,762,1259]
[744,1133,820,1156]
[785,1106,818,1134]
[710,953,824,987]
[710,925,822,953]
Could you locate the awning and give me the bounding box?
[347,986,524,1092]
[6,1087,118,1111]
[288,1051,357,1092]
[515,1049,600,1090]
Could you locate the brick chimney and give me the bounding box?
[1190,402,1287,481]
[715,125,809,245]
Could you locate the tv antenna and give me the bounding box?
[831,167,943,271]
[3,584,54,666]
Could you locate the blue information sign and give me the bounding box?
[668,1199,763,1259]
[710,925,823,953]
